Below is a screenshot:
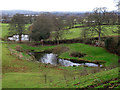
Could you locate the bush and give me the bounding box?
[84,39,92,44]
[105,37,120,55]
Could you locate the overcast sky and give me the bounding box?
[0,0,117,12]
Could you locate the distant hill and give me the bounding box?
[1,10,87,16]
[1,10,40,15]
[1,10,118,16]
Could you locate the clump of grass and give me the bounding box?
[70,52,86,58]
[15,45,23,52]
[52,46,69,54]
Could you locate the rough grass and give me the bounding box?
[2,43,119,88]
[9,43,119,67]
[59,43,119,66]
[2,43,80,87]
[96,79,120,88]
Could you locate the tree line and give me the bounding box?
[9,7,119,43]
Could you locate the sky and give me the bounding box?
[0,0,118,12]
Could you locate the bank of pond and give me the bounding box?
[8,43,119,68]
[30,52,103,67]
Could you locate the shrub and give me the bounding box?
[105,37,120,55]
[84,39,92,44]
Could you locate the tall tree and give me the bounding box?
[52,15,65,44]
[66,15,76,29]
[9,14,26,42]
[86,7,108,41]
[29,14,54,41]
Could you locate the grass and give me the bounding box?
[2,43,119,88]
[59,43,119,66]
[1,23,119,40]
[96,79,120,88]
[2,43,78,88]
[0,23,9,38]
[9,43,119,67]
[50,25,120,40]
[1,23,119,88]
[0,23,30,38]
[3,66,119,88]
[9,43,56,52]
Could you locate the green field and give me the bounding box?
[0,23,9,38]
[9,43,119,66]
[1,23,119,88]
[1,23,119,40]
[50,25,119,40]
[2,43,119,88]
[0,23,30,38]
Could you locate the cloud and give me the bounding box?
[0,0,117,11]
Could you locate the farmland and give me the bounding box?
[2,43,119,88]
[1,23,119,40]
[1,14,120,88]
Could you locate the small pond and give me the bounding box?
[30,52,102,67]
[8,34,29,41]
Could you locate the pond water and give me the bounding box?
[31,52,102,67]
[8,34,29,41]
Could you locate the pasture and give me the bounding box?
[2,43,119,88]
[1,23,119,88]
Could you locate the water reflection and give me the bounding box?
[40,53,58,65]
[59,59,82,66]
[33,52,102,67]
[8,34,29,41]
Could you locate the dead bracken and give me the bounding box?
[70,52,86,58]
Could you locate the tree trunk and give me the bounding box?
[98,32,101,41]
[98,24,101,42]
[19,34,22,43]
[29,36,31,42]
[57,40,59,45]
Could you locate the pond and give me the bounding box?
[30,52,102,67]
[8,34,29,41]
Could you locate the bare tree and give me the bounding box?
[52,15,65,44]
[66,15,76,29]
[86,7,108,41]
[77,16,84,24]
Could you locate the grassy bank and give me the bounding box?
[3,68,118,88]
[59,43,119,66]
[9,43,119,67]
[2,43,119,88]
